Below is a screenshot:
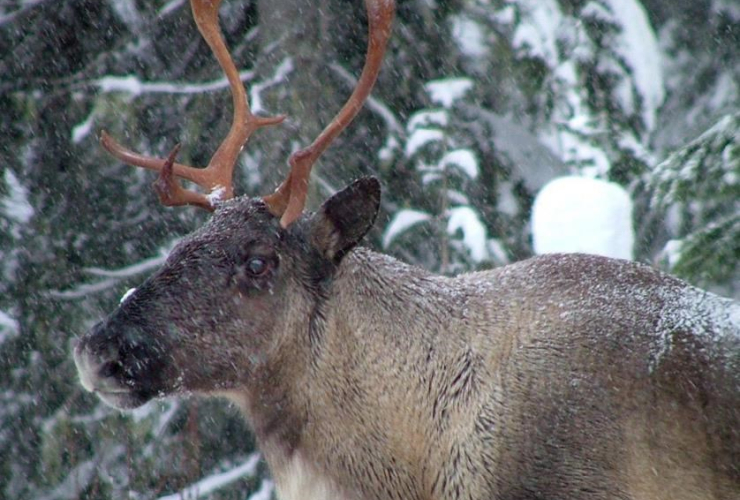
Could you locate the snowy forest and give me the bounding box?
[1,0,738,498]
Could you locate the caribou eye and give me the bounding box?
[246,257,269,276]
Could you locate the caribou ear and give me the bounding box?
[310,177,381,262]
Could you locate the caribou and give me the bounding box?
[74,0,740,499]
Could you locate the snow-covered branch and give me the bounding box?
[83,246,174,278]
[0,310,19,346]
[158,0,187,17]
[48,244,175,300]
[94,70,256,97]
[48,277,128,300]
[2,170,34,231]
[157,454,262,500]
[249,58,293,114]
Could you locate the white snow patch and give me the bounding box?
[618,131,657,166]
[110,0,144,30]
[539,59,612,174]
[532,176,634,259]
[97,75,144,95]
[712,0,740,21]
[659,240,683,268]
[207,185,228,206]
[0,310,19,345]
[378,135,400,163]
[158,0,187,17]
[708,72,738,111]
[441,149,478,179]
[650,287,740,371]
[446,189,470,206]
[2,170,33,225]
[421,172,443,186]
[487,238,509,264]
[72,112,95,144]
[248,479,275,500]
[425,78,473,108]
[729,302,740,332]
[496,181,519,216]
[596,0,665,130]
[493,5,515,25]
[129,399,158,423]
[539,125,612,176]
[447,206,488,263]
[383,209,431,248]
[415,160,444,186]
[407,110,448,132]
[404,128,444,158]
[611,73,635,118]
[149,400,181,435]
[512,0,563,65]
[451,15,489,58]
[119,287,137,305]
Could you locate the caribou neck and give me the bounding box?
[235,248,467,491]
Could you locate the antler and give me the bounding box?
[262,0,395,227]
[101,0,285,211]
[102,0,394,221]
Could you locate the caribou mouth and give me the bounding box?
[94,388,150,410]
[73,341,154,410]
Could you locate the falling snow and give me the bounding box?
[2,0,738,498]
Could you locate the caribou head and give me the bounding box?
[74,0,394,411]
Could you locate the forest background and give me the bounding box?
[0,0,738,498]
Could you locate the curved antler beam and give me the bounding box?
[100,0,392,216]
[100,0,285,210]
[263,0,396,228]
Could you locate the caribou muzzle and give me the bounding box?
[74,320,170,410]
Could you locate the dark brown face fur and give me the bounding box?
[74,178,381,410]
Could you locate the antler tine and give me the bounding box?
[153,143,215,210]
[101,0,285,210]
[263,0,395,228]
[191,0,285,196]
[100,131,216,195]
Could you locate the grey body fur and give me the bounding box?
[74,180,740,500]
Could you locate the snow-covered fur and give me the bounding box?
[75,179,740,500]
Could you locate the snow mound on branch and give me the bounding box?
[383,210,431,249]
[407,110,448,131]
[2,170,33,226]
[441,149,478,179]
[405,129,444,158]
[0,311,19,345]
[447,207,488,263]
[451,15,488,58]
[424,78,473,108]
[512,0,563,64]
[591,0,665,131]
[119,288,137,305]
[532,176,634,259]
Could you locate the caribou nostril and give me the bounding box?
[100,360,123,379]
